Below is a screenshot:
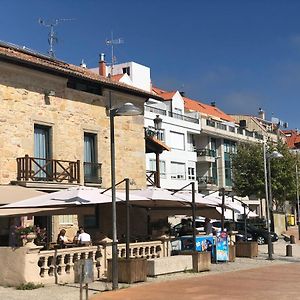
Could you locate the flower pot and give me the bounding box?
[24,233,37,248]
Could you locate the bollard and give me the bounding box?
[290,235,296,244]
[286,244,293,257]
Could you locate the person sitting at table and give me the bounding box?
[77,227,91,246]
[57,229,70,248]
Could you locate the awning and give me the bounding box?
[0,185,45,205]
[145,135,170,154]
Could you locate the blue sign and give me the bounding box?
[216,231,229,261]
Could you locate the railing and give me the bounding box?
[37,246,103,282]
[17,155,80,183]
[118,241,163,259]
[216,123,227,130]
[84,162,102,184]
[245,130,254,137]
[206,119,216,127]
[196,148,216,157]
[146,170,158,187]
[168,111,199,124]
[145,105,199,124]
[145,105,167,115]
[197,176,218,185]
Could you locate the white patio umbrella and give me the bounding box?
[174,191,220,207]
[1,186,115,208]
[128,187,193,208]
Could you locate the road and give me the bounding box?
[90,262,300,300]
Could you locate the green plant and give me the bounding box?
[16,282,44,290]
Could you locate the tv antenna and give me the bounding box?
[105,32,124,76]
[38,18,74,58]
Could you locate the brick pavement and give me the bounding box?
[90,262,300,300]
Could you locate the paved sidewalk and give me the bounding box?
[90,262,300,300]
[1,237,299,300]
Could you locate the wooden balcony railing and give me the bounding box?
[17,155,80,183]
[84,162,102,184]
[146,170,159,187]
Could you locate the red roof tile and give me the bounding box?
[184,97,235,122]
[0,42,162,100]
[282,130,300,149]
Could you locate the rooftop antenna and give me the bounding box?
[105,31,124,76]
[38,18,74,58]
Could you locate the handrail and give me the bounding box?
[17,155,80,183]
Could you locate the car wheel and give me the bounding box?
[257,236,265,245]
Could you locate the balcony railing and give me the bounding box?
[197,176,218,185]
[17,155,80,183]
[145,105,199,124]
[144,105,167,115]
[168,111,199,124]
[146,170,159,187]
[84,162,102,184]
[196,148,216,157]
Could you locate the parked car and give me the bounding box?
[170,218,206,237]
[235,222,278,245]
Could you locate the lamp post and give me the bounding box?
[109,100,142,290]
[263,143,283,260]
[153,115,163,187]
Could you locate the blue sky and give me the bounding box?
[1,0,300,129]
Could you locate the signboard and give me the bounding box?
[216,231,229,261]
[195,236,215,260]
[74,259,94,284]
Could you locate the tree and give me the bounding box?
[232,141,297,211]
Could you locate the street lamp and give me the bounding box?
[263,144,283,260]
[109,101,142,290]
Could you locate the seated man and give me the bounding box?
[77,227,92,246]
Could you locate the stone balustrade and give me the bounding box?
[0,239,172,286]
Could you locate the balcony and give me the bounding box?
[197,176,218,188]
[17,155,80,184]
[84,162,102,184]
[16,155,102,186]
[145,105,199,124]
[196,148,216,163]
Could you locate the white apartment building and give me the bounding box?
[93,57,267,215]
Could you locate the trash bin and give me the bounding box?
[287,214,295,226]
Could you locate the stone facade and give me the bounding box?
[0,61,147,189]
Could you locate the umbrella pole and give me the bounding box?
[125,178,130,260]
[191,182,196,252]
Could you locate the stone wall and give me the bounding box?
[0,61,146,189]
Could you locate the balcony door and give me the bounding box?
[34,125,51,179]
[84,133,99,183]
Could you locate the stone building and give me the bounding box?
[0,41,160,244]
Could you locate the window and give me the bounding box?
[188,167,195,180]
[84,215,98,228]
[169,131,185,150]
[148,126,165,141]
[122,67,130,76]
[34,124,51,179]
[174,108,182,115]
[84,133,100,183]
[149,159,166,178]
[59,215,76,225]
[67,79,102,95]
[170,162,185,179]
[187,134,195,151]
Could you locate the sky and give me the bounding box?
[0,0,300,129]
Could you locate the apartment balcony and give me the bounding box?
[145,105,199,125]
[197,176,218,189]
[196,148,216,163]
[84,162,102,185]
[16,155,102,188]
[202,118,264,141]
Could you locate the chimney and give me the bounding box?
[211,101,216,107]
[80,59,87,68]
[258,108,265,120]
[99,53,106,76]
